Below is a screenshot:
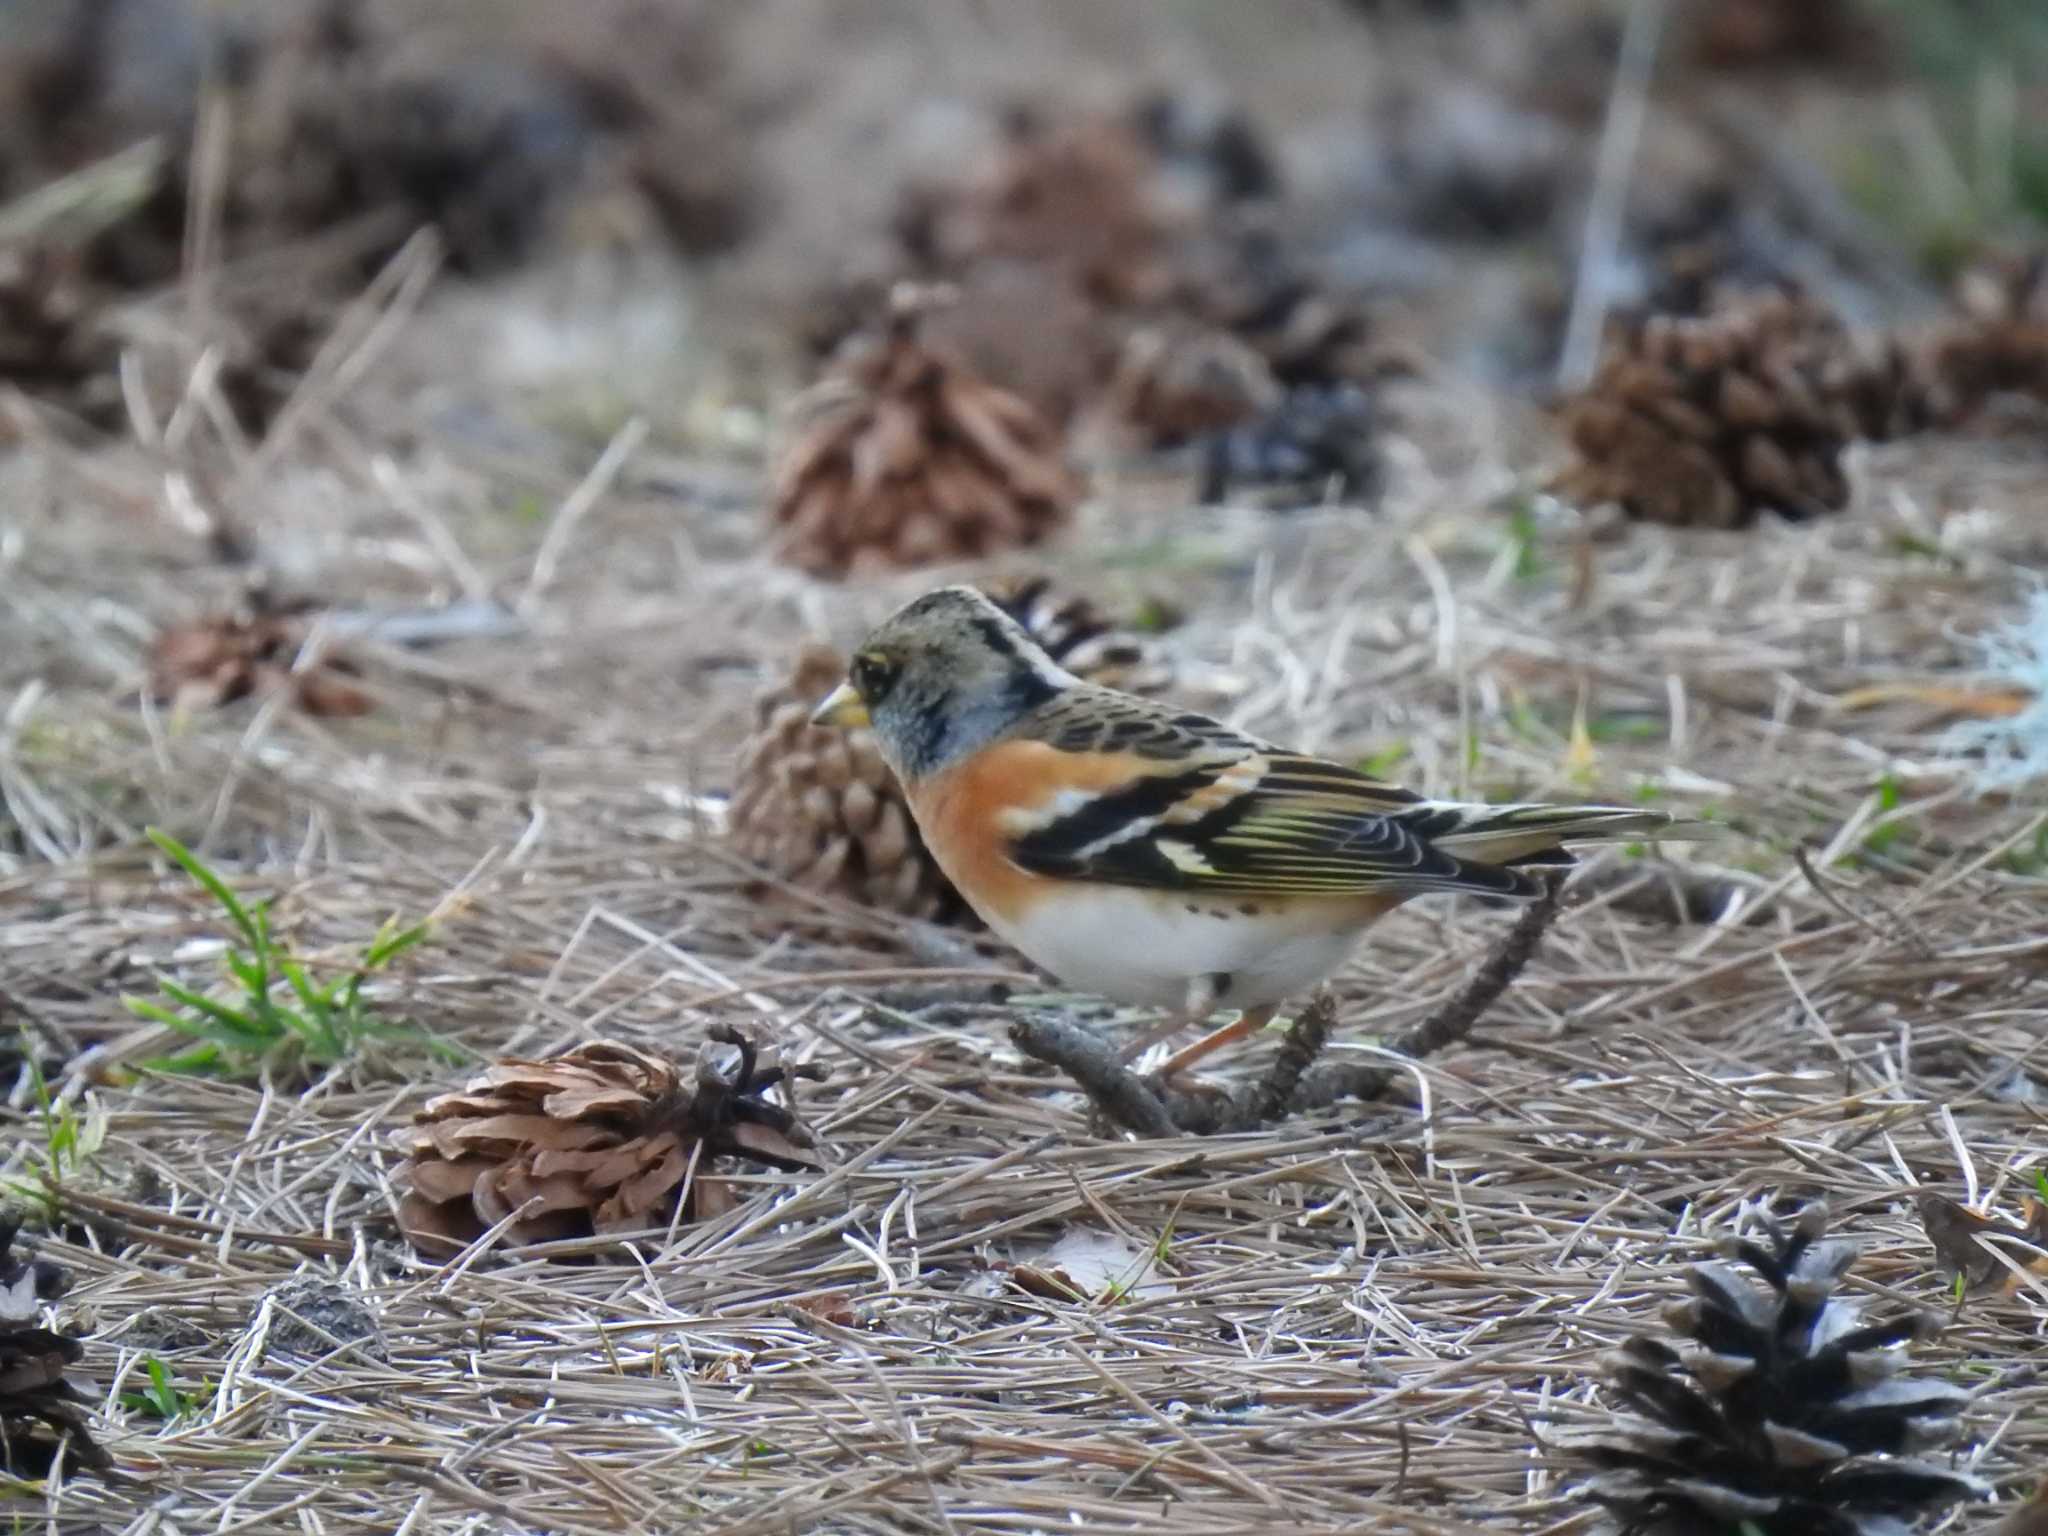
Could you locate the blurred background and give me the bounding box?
[4,0,2045,459]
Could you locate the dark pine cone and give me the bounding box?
[1565,1203,1984,1536]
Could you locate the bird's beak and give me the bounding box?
[809,682,869,729]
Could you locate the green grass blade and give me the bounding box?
[151,981,277,1043]
[362,918,431,970]
[145,828,261,948]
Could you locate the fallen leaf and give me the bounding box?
[789,1291,858,1329]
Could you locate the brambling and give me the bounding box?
[810,586,1674,1074]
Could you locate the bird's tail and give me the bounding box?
[1404,803,1676,870]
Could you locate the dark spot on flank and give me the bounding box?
[1172,713,1211,729]
[1183,903,1202,914]
[1236,902,1262,917]
[1209,971,1234,998]
[1108,720,1156,743]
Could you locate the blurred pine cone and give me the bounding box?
[0,242,122,431]
[396,1030,820,1256]
[1558,292,1860,528]
[1176,216,1396,391]
[1932,251,2048,414]
[1564,1203,1983,1536]
[0,1219,104,1476]
[148,607,374,718]
[905,107,1176,310]
[1106,321,1279,447]
[770,286,1080,578]
[1681,0,1889,76]
[1200,384,1384,509]
[728,578,1169,923]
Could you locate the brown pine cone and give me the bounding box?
[728,579,1170,923]
[905,107,1176,310]
[726,643,958,921]
[1681,0,1888,75]
[1106,321,1279,447]
[1820,331,1964,443]
[1931,250,2048,414]
[1557,291,1858,528]
[148,607,374,718]
[395,1030,820,1256]
[770,285,1081,579]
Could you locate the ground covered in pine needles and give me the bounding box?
[5,4,2048,1532]
[5,306,2045,1530]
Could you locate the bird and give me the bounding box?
[809,586,1675,1075]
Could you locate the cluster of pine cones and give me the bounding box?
[772,99,1402,578]
[1557,259,2048,530]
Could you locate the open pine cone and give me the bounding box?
[1565,1204,1984,1536]
[148,607,373,718]
[727,577,1169,923]
[771,286,1081,579]
[1558,291,1867,528]
[1177,218,1396,392]
[1106,321,1279,448]
[1933,251,2048,415]
[0,1219,105,1477]
[395,1030,821,1257]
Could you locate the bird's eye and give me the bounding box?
[852,652,896,702]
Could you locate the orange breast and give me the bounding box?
[906,739,1143,925]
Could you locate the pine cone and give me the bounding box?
[1931,251,2048,414]
[1107,321,1279,447]
[770,286,1081,579]
[1199,384,1384,509]
[0,1219,105,1476]
[1820,332,1965,444]
[726,643,959,922]
[1177,217,1394,391]
[395,1029,820,1256]
[148,607,374,718]
[0,242,122,431]
[1682,0,1888,75]
[1558,291,1859,528]
[728,579,1170,922]
[1565,1204,1983,1536]
[978,575,1175,695]
[907,107,1176,309]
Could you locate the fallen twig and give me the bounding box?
[1007,1013,1179,1138]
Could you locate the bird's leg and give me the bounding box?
[1116,974,1222,1065]
[1158,1003,1278,1079]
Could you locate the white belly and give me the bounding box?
[983,885,1375,1011]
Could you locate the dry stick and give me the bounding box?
[1010,879,1564,1135]
[1292,877,1564,1113]
[1006,1014,1179,1138]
